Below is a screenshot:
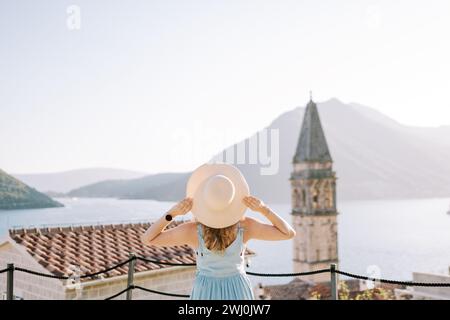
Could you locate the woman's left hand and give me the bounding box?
[168,198,193,217]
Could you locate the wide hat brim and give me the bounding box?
[186,163,249,228]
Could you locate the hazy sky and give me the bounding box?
[1,0,450,174]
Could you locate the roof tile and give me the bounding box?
[9,221,254,282]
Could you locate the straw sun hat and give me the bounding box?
[186,163,250,229]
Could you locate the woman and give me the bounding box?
[141,163,296,300]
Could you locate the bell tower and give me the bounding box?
[290,96,338,283]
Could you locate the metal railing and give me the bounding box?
[1,255,450,300]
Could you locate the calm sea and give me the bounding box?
[1,197,450,286]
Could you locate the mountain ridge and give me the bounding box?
[0,169,63,210]
[13,168,147,193]
[62,98,450,202]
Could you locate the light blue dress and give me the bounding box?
[190,222,255,300]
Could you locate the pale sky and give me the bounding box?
[1,0,450,174]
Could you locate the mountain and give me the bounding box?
[67,98,450,203]
[13,168,147,193]
[0,169,63,210]
[219,98,450,202]
[349,102,450,147]
[68,172,190,201]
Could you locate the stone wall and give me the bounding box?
[0,242,66,300]
[1,240,196,300]
[292,215,338,283]
[65,267,196,300]
[411,272,450,299]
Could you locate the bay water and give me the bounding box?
[1,197,450,286]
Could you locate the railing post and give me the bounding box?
[330,263,338,300]
[126,253,136,300]
[6,263,14,301]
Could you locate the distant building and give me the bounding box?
[395,269,450,300]
[290,97,339,283]
[0,221,253,300]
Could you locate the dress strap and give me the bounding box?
[196,223,204,247]
[237,221,244,239]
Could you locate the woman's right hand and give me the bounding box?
[243,195,267,213]
[167,198,193,217]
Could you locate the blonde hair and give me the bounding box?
[201,222,239,253]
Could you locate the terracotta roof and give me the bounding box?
[8,221,254,282]
[260,278,315,300]
[261,278,401,300]
[260,278,361,300]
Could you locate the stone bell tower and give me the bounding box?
[290,96,338,283]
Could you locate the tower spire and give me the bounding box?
[293,96,332,163]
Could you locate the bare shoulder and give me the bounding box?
[177,220,197,232]
[240,216,263,243]
[175,220,198,247]
[240,216,262,228]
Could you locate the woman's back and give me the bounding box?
[190,222,254,300]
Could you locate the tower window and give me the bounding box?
[312,185,320,209]
[301,189,306,207]
[324,181,333,208]
[312,192,319,209]
[293,188,301,209]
